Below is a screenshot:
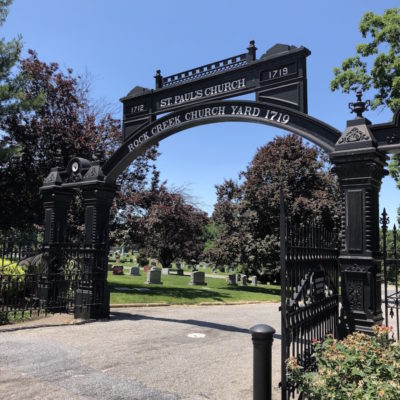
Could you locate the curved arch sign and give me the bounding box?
[103,99,341,183]
[102,42,345,183]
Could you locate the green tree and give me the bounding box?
[331,8,400,112]
[0,0,42,120]
[0,0,43,165]
[210,134,339,281]
[138,183,208,269]
[0,50,158,230]
[330,7,400,223]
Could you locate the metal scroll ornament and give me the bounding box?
[337,127,370,145]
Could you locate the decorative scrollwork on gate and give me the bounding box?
[280,213,339,400]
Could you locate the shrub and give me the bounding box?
[287,326,400,399]
[1,259,25,279]
[137,253,149,267]
[0,260,26,298]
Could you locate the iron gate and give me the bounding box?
[380,209,400,341]
[0,233,108,323]
[280,202,340,400]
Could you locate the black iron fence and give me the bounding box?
[0,233,109,324]
[280,213,339,400]
[380,209,400,341]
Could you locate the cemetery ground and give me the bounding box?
[0,303,282,400]
[108,272,281,305]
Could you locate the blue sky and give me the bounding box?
[3,0,400,222]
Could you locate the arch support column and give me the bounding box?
[331,117,387,334]
[74,182,117,319]
[40,169,73,309]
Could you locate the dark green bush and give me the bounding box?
[137,253,149,267]
[287,326,400,399]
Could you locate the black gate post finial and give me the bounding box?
[250,324,276,400]
[247,40,257,62]
[154,69,163,89]
[349,90,370,119]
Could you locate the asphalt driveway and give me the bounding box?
[0,303,282,400]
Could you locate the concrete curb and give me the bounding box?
[109,300,279,308]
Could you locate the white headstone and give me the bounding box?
[146,269,162,284]
[189,271,206,286]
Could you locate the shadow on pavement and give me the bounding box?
[110,310,282,340]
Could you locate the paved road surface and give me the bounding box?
[0,303,282,400]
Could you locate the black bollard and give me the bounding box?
[250,324,276,400]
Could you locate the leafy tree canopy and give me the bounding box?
[0,0,43,120]
[331,8,400,223]
[331,7,400,112]
[208,134,339,280]
[0,49,158,230]
[138,182,208,269]
[0,0,43,164]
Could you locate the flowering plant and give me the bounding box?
[287,326,400,399]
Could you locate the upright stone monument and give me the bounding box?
[189,271,206,286]
[130,266,140,276]
[146,268,162,284]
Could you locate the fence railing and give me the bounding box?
[380,209,400,341]
[160,52,248,87]
[0,233,109,324]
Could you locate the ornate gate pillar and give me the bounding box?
[40,166,73,308]
[331,97,387,334]
[74,178,117,319]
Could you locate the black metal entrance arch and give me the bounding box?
[103,100,341,183]
[39,41,400,342]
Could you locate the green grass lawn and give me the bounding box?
[108,272,280,305]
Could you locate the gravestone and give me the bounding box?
[227,274,237,286]
[189,271,206,286]
[236,274,242,284]
[250,275,257,286]
[146,268,162,284]
[241,275,247,286]
[162,268,170,275]
[112,265,124,275]
[130,266,140,276]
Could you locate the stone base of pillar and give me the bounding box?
[74,282,110,320]
[340,260,383,336]
[37,279,66,314]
